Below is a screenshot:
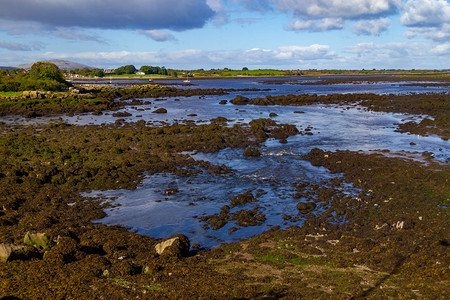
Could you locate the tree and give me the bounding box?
[242,67,249,71]
[30,62,66,83]
[90,69,105,77]
[115,65,136,75]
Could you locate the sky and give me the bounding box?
[0,0,449,70]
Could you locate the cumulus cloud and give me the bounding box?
[401,0,450,27]
[139,30,176,42]
[286,18,344,32]
[227,0,400,33]
[401,0,450,41]
[0,0,214,31]
[352,18,390,36]
[274,0,400,19]
[404,24,450,42]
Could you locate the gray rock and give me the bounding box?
[155,234,190,257]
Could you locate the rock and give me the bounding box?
[152,108,167,113]
[269,112,278,117]
[0,243,23,263]
[243,147,261,157]
[164,188,179,195]
[155,234,190,257]
[219,100,227,104]
[297,202,317,214]
[231,191,255,207]
[24,232,51,249]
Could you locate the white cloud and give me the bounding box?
[286,18,344,32]
[139,30,176,42]
[401,0,450,26]
[231,0,400,34]
[274,0,400,19]
[404,24,450,42]
[352,18,390,36]
[401,0,450,42]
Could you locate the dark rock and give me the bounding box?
[219,100,227,104]
[243,147,261,157]
[231,191,256,207]
[297,202,317,214]
[152,108,167,113]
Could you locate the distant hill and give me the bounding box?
[15,59,94,70]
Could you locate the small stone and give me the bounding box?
[164,188,179,195]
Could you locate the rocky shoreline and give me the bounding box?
[0,82,448,298]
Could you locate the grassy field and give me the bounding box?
[107,74,172,78]
[216,69,288,76]
[0,91,23,97]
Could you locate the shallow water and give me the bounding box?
[80,80,448,247]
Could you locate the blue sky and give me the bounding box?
[0,0,449,69]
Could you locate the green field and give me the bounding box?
[107,74,172,78]
[0,91,23,97]
[216,69,288,76]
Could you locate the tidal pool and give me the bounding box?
[84,100,448,248]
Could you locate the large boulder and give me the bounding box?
[154,234,190,257]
